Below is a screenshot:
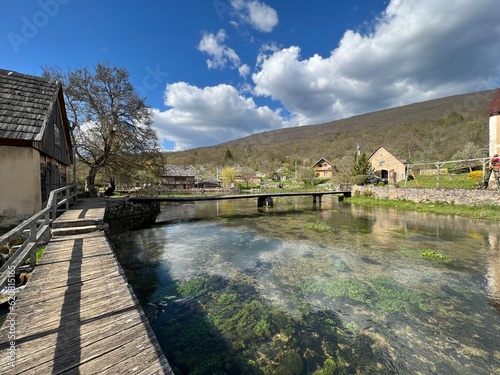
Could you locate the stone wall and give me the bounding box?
[352,186,500,206]
[104,198,160,220]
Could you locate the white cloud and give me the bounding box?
[198,29,240,69]
[153,82,286,150]
[252,0,500,125]
[238,64,251,77]
[231,0,278,33]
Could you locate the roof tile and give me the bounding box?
[0,69,60,141]
[486,89,500,115]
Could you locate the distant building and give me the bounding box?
[160,164,196,189]
[313,158,337,178]
[194,179,221,189]
[368,147,406,183]
[0,69,73,225]
[487,88,500,157]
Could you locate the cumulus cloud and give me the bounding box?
[153,82,286,150]
[238,63,251,77]
[252,0,500,125]
[198,29,240,69]
[231,0,278,32]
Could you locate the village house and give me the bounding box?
[160,164,196,189]
[368,146,406,183]
[0,69,73,226]
[487,88,500,156]
[313,158,336,178]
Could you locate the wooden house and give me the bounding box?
[313,158,336,178]
[160,164,196,189]
[368,146,406,183]
[0,69,73,225]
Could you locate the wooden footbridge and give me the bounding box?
[0,200,173,374]
[130,189,352,207]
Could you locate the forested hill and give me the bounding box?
[164,89,497,173]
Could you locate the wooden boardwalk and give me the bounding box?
[0,200,173,374]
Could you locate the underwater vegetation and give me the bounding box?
[420,249,449,261]
[296,275,429,314]
[149,274,396,375]
[305,222,332,232]
[109,197,500,375]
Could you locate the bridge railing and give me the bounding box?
[0,184,78,289]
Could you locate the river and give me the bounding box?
[107,196,500,375]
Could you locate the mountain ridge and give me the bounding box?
[165,89,498,172]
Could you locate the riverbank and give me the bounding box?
[347,187,500,221]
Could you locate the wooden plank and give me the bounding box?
[0,292,137,343]
[68,329,169,375]
[6,308,140,366]
[9,278,129,317]
[26,255,120,279]
[13,273,125,306]
[15,316,166,375]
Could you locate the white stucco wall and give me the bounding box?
[489,115,500,156]
[0,146,41,225]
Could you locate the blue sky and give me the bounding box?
[2,0,500,151]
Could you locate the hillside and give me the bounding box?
[164,89,497,176]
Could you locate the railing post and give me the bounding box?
[65,185,70,210]
[29,221,37,267]
[51,192,58,221]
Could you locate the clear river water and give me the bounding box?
[107,196,500,375]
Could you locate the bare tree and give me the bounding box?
[43,62,158,195]
[239,167,255,188]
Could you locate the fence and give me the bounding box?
[404,157,490,189]
[0,184,77,289]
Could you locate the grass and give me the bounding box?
[346,196,500,221]
[24,246,45,265]
[404,174,478,189]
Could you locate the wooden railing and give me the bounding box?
[0,184,77,289]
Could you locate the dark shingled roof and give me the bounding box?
[486,88,500,115]
[0,69,61,141]
[161,164,196,177]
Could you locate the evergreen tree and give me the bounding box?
[352,152,373,176]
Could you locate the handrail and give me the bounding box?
[0,184,77,289]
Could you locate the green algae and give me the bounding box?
[178,277,207,297]
[371,276,430,313]
[305,222,332,232]
[421,249,449,261]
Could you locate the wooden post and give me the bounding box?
[434,161,444,188]
[29,221,37,267]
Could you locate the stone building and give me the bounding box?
[368,146,406,183]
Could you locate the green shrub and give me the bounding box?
[362,190,373,197]
[351,175,367,185]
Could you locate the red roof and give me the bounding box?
[486,89,500,115]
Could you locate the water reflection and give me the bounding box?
[108,197,500,374]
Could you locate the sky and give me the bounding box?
[2,0,500,151]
